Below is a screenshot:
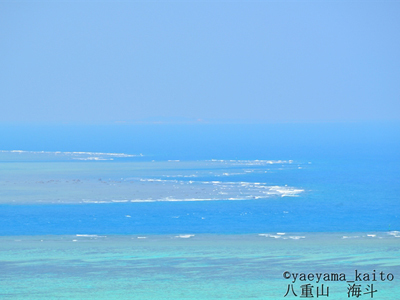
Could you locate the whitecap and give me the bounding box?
[258,234,281,239]
[388,231,400,237]
[175,234,195,238]
[0,150,138,158]
[76,234,98,237]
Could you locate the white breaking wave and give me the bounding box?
[0,150,141,159]
[78,177,304,203]
[387,231,400,238]
[73,157,111,161]
[259,233,305,240]
[175,234,195,238]
[207,159,293,165]
[75,234,106,238]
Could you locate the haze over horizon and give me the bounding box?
[1,0,399,124]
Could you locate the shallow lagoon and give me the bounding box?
[0,233,399,299]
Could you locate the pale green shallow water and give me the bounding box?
[0,233,399,299]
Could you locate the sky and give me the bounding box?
[1,0,399,124]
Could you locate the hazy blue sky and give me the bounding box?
[1,0,399,124]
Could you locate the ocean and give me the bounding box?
[0,122,399,299]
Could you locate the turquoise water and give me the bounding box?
[0,234,399,299]
[0,123,399,299]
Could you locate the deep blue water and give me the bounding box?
[1,122,399,161]
[0,122,399,235]
[0,198,398,236]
